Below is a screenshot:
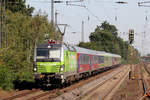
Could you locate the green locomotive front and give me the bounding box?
[33,43,77,85]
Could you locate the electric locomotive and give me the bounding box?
[33,41,121,85]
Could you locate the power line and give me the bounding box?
[28,0,101,22]
[84,7,101,22]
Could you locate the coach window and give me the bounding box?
[98,56,100,63]
[82,54,84,64]
[93,56,96,64]
[96,56,98,63]
[92,56,94,64]
[94,56,96,63]
[98,56,103,63]
[94,56,96,64]
[102,56,104,63]
[83,55,85,64]
[84,55,87,64]
[87,55,90,64]
[93,56,95,64]
[97,56,99,63]
[85,55,88,64]
[83,54,85,64]
[84,55,86,64]
[78,55,81,64]
[79,55,82,65]
[81,54,84,64]
[91,56,92,64]
[95,56,97,63]
[87,55,89,64]
[82,55,85,64]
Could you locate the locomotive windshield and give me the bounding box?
[37,48,49,59]
[49,49,60,59]
[36,48,61,62]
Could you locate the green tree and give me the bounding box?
[100,21,118,37]
[4,0,34,16]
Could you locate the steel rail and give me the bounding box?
[1,89,41,100]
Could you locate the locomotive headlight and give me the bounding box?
[33,67,37,72]
[60,65,64,71]
[61,75,64,79]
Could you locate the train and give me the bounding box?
[33,41,121,85]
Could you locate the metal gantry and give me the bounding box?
[138,1,150,7]
[50,0,85,41]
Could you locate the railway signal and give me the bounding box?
[129,29,134,44]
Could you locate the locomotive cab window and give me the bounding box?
[36,48,61,62]
[36,48,49,59]
[49,49,61,59]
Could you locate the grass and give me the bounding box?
[127,92,132,97]
[56,91,62,96]
[120,84,123,89]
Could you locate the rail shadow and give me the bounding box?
[13,80,59,91]
[13,80,37,90]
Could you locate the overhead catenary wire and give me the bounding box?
[27,0,107,44]
[84,7,101,22]
[27,0,106,24]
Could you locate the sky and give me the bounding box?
[26,0,150,56]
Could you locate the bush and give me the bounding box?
[0,65,13,90]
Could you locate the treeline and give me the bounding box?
[78,21,140,64]
[0,0,61,90]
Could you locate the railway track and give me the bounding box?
[139,63,150,100]
[1,89,41,100]
[1,65,124,100]
[53,65,130,100]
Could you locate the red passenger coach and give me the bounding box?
[75,46,121,74]
[77,53,91,73]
